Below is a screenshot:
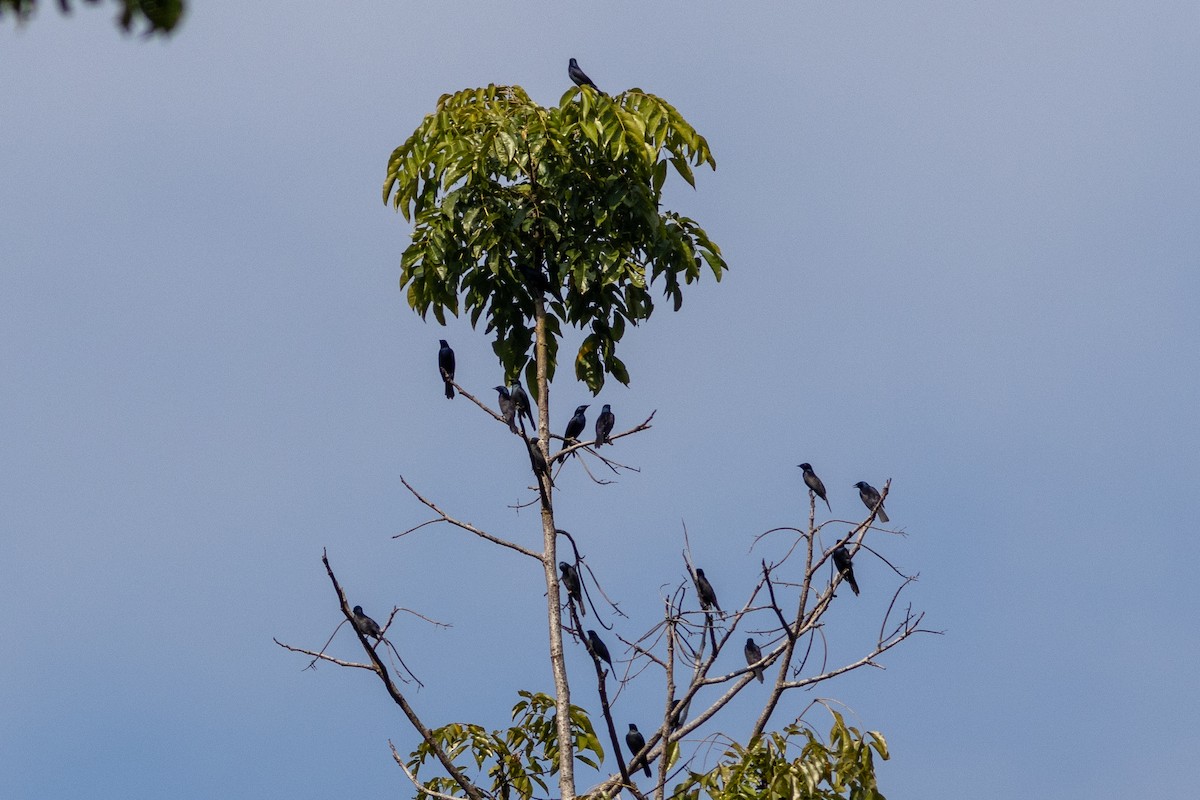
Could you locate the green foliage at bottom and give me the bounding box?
[407,694,887,800]
[672,711,888,800]
[408,691,604,800]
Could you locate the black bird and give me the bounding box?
[510,380,534,428]
[493,386,518,433]
[526,437,554,487]
[854,481,889,523]
[559,561,584,617]
[587,629,613,669]
[563,404,589,445]
[744,637,764,683]
[438,340,456,399]
[594,403,615,446]
[798,463,831,513]
[832,545,860,596]
[625,724,651,778]
[669,698,689,732]
[694,568,720,613]
[568,57,603,94]
[352,605,382,640]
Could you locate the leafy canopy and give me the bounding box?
[383,84,727,393]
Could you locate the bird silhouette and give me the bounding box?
[510,380,534,428]
[437,340,455,399]
[744,637,764,683]
[494,386,517,433]
[352,605,382,640]
[625,724,651,777]
[594,403,615,446]
[568,57,604,94]
[798,463,831,512]
[694,568,721,613]
[832,545,859,596]
[587,629,613,669]
[563,404,589,448]
[559,561,584,617]
[854,481,889,523]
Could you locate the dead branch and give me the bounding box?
[397,475,542,560]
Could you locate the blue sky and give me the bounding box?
[3,2,1198,797]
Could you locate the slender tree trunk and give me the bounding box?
[536,297,575,800]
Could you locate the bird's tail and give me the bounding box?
[641,764,651,778]
[877,508,889,523]
[822,497,832,513]
[444,381,455,399]
[754,667,764,683]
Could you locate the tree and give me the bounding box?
[278,80,932,800]
[0,0,184,35]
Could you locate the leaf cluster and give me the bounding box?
[673,712,889,800]
[408,691,604,800]
[383,84,727,393]
[0,0,184,34]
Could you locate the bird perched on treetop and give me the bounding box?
[510,380,534,428]
[832,545,860,596]
[438,340,455,399]
[744,637,764,683]
[493,386,518,433]
[563,404,589,447]
[352,605,382,640]
[798,463,831,513]
[854,481,889,523]
[694,568,721,613]
[568,57,605,95]
[595,404,615,446]
[626,724,651,777]
[587,629,613,669]
[559,561,584,617]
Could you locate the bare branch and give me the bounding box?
[397,475,542,560]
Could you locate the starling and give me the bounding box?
[568,57,602,93]
[832,545,859,596]
[511,380,534,428]
[494,386,517,433]
[438,340,455,399]
[694,568,721,613]
[625,724,651,777]
[587,629,613,669]
[563,404,589,444]
[352,605,382,640]
[854,481,889,523]
[559,561,584,617]
[798,463,831,513]
[744,637,764,683]
[594,403,615,446]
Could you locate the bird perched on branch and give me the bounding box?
[798,463,831,513]
[568,57,605,94]
[744,638,764,683]
[832,545,860,596]
[626,724,651,777]
[587,629,613,669]
[352,605,382,640]
[694,568,720,613]
[563,404,589,448]
[494,386,517,433]
[854,481,889,523]
[526,437,554,487]
[510,380,534,428]
[594,403,615,446]
[559,561,584,617]
[437,340,455,399]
